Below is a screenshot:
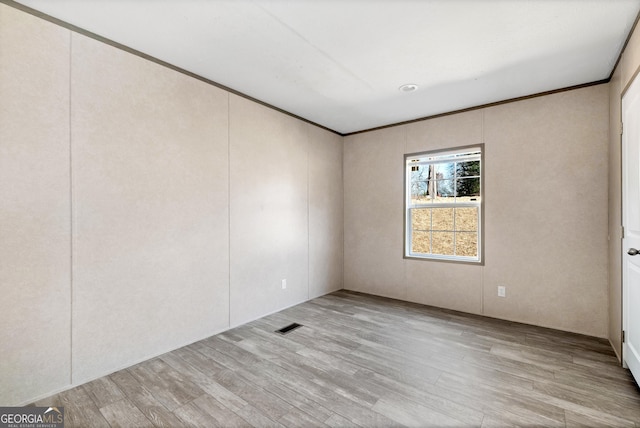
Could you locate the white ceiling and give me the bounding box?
[14,0,640,134]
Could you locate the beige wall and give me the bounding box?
[70,33,231,384]
[308,126,344,299]
[608,20,640,361]
[344,85,610,338]
[228,96,344,326]
[229,95,310,326]
[344,127,406,301]
[1,4,343,405]
[0,5,71,406]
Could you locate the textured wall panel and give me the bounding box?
[343,127,406,301]
[309,125,343,299]
[482,86,609,337]
[71,33,229,383]
[229,95,309,326]
[0,4,71,405]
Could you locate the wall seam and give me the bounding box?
[341,134,345,290]
[342,136,346,291]
[68,30,74,386]
[227,93,231,329]
[606,84,611,345]
[307,125,311,301]
[403,126,408,300]
[480,109,485,316]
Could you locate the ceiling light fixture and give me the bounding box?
[399,84,418,93]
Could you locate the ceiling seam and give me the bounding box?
[253,2,373,92]
[0,0,345,137]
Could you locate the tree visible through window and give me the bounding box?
[404,146,482,263]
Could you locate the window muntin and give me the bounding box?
[405,146,482,263]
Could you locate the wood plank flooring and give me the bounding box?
[37,291,640,427]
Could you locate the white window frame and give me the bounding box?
[404,145,484,264]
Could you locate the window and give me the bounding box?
[404,145,483,263]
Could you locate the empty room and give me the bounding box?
[3,0,640,426]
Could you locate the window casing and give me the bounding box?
[404,145,483,263]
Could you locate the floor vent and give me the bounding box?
[276,323,303,335]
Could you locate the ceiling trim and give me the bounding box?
[0,0,621,137]
[343,79,610,137]
[0,0,342,136]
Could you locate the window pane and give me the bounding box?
[411,181,429,204]
[435,163,455,180]
[432,208,454,231]
[455,232,478,257]
[456,177,480,202]
[432,180,455,203]
[411,166,426,182]
[432,232,454,255]
[456,160,480,177]
[411,208,431,231]
[411,165,433,203]
[411,231,430,253]
[455,207,478,231]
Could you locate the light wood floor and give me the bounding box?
[37,291,640,427]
